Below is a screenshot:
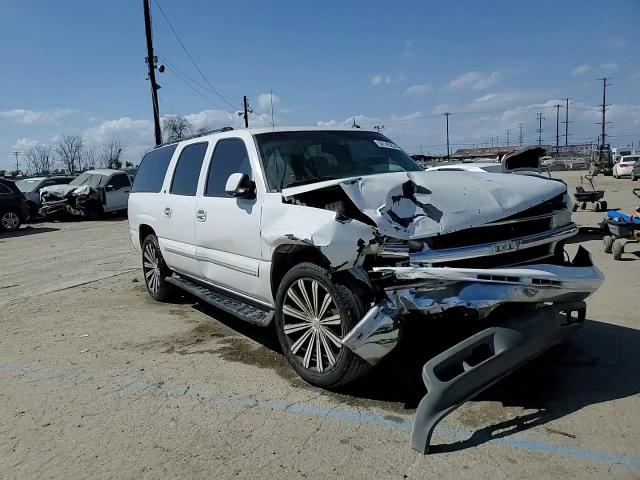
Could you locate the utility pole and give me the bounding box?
[536,112,544,145]
[518,123,524,146]
[597,78,610,148]
[242,96,250,128]
[505,129,511,146]
[491,137,494,148]
[554,104,561,155]
[562,98,571,146]
[444,112,451,160]
[12,151,20,172]
[143,0,162,146]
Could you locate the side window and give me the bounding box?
[205,138,252,197]
[132,144,178,193]
[109,174,130,190]
[170,142,208,196]
[0,183,11,195]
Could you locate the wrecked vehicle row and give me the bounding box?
[127,127,603,453]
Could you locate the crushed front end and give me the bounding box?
[340,191,603,453]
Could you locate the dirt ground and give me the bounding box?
[1,171,639,479]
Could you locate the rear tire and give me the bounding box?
[141,234,176,302]
[274,262,371,389]
[600,200,607,211]
[603,235,613,253]
[612,239,624,261]
[0,209,21,232]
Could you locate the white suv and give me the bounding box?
[129,127,603,452]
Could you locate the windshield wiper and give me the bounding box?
[285,176,339,188]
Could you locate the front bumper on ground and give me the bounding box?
[410,300,586,453]
[341,246,603,453]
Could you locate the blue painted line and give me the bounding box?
[1,361,639,469]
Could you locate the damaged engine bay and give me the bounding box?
[39,184,104,219]
[271,169,603,452]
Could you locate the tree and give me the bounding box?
[54,135,86,173]
[162,115,192,142]
[24,145,55,174]
[96,141,124,169]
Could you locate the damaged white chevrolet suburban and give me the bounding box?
[128,127,603,452]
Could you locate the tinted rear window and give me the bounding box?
[132,144,178,193]
[170,142,208,196]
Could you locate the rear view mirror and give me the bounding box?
[225,173,254,199]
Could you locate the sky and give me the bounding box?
[1,0,639,171]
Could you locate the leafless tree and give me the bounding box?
[96,141,124,169]
[54,135,86,173]
[24,145,55,174]
[162,115,192,142]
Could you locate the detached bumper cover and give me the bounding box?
[410,300,586,453]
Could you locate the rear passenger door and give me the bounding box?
[160,142,209,278]
[195,138,264,301]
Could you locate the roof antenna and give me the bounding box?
[270,89,275,131]
[352,117,361,129]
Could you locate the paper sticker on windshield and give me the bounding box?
[374,140,402,150]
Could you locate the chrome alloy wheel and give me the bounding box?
[1,212,19,230]
[282,279,343,373]
[142,242,161,294]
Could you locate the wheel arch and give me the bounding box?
[139,224,156,247]
[270,244,331,299]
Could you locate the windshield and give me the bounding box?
[255,130,422,190]
[15,178,44,192]
[69,173,105,187]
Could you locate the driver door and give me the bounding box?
[104,173,131,211]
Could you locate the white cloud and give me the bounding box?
[601,63,619,72]
[572,64,590,75]
[469,91,531,108]
[0,108,75,125]
[83,117,153,146]
[448,71,501,90]
[405,84,431,95]
[371,74,391,86]
[256,93,280,112]
[432,104,450,114]
[11,138,40,152]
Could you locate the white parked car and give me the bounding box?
[128,127,603,452]
[613,155,639,179]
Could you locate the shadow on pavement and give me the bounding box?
[0,226,59,238]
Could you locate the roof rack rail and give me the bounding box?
[155,126,234,149]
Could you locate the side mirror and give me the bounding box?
[225,173,254,198]
[105,184,115,192]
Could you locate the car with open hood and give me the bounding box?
[128,127,603,453]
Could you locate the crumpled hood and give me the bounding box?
[40,184,77,197]
[283,171,566,239]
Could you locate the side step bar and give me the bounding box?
[165,275,274,327]
[411,301,586,453]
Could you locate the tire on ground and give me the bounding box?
[0,208,21,232]
[141,233,176,302]
[274,262,372,389]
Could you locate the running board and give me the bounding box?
[165,275,274,327]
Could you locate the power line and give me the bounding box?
[152,0,239,113]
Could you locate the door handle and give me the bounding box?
[196,209,207,222]
[164,207,172,218]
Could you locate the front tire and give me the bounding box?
[274,262,371,389]
[603,235,613,253]
[141,234,175,302]
[612,239,624,261]
[0,209,21,232]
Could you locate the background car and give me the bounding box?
[631,159,640,181]
[15,175,75,215]
[613,155,640,179]
[0,178,31,232]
